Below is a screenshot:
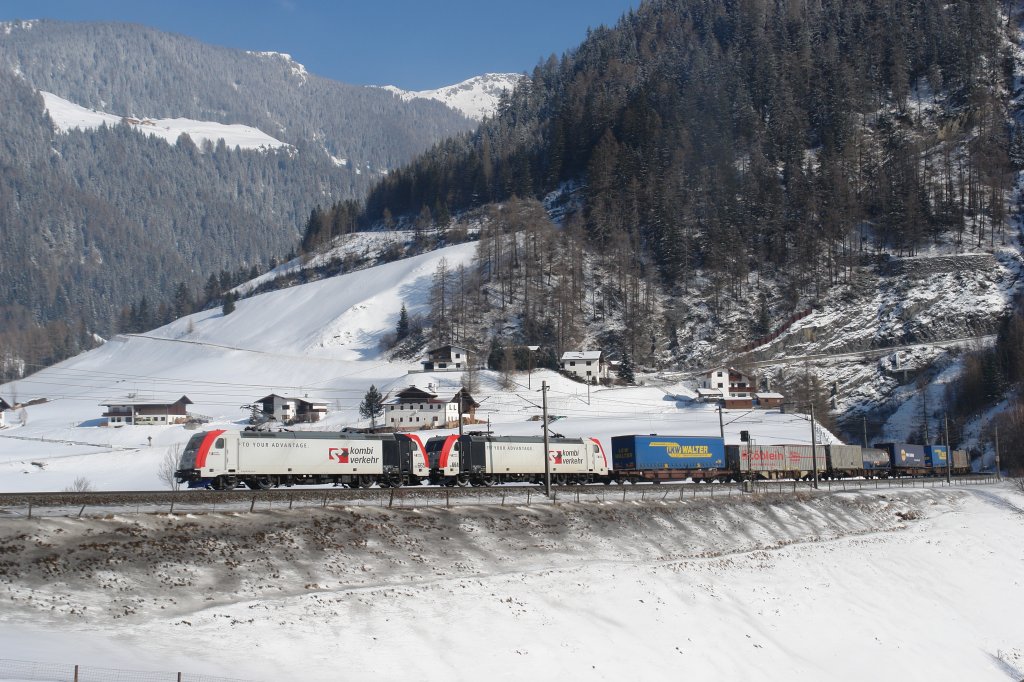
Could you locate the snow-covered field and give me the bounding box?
[0,485,1021,681]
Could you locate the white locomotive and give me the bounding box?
[175,429,429,489]
[425,433,608,486]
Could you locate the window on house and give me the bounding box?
[570,361,576,366]
[586,361,592,366]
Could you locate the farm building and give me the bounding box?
[384,385,478,431]
[700,367,755,399]
[257,394,329,424]
[421,345,472,372]
[560,351,607,382]
[100,395,193,426]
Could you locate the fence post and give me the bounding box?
[169,500,174,515]
[78,505,86,518]
[250,496,256,513]
[388,489,395,509]
[27,502,31,519]
[74,665,79,682]
[526,490,530,506]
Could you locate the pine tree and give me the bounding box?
[359,385,385,429]
[396,303,410,341]
[222,291,237,316]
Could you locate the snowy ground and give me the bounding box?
[0,484,1021,681]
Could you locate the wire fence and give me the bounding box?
[0,475,1000,520]
[0,659,256,682]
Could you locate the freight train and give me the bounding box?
[175,429,971,490]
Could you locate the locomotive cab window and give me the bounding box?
[215,438,225,449]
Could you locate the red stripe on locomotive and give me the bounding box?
[438,434,459,468]
[194,429,226,469]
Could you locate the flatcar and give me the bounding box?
[175,429,429,489]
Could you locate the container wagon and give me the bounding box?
[861,447,891,477]
[610,435,726,483]
[875,443,929,476]
[924,445,949,469]
[725,444,826,480]
[952,449,970,474]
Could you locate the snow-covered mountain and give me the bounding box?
[379,73,526,121]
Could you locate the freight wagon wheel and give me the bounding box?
[247,476,273,490]
[478,475,495,487]
[456,474,471,487]
[210,477,226,491]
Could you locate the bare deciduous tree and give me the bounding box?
[158,444,182,491]
[64,476,93,493]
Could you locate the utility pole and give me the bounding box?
[995,425,1002,481]
[458,391,464,436]
[863,416,869,448]
[718,402,725,442]
[810,403,819,490]
[542,381,551,497]
[944,413,951,484]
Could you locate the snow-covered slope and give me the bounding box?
[379,73,525,120]
[0,238,834,493]
[40,91,290,151]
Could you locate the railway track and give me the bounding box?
[0,475,997,519]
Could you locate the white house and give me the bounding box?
[700,367,755,399]
[257,394,328,424]
[100,395,193,426]
[560,351,606,382]
[384,386,478,431]
[421,345,471,372]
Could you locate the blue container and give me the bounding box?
[611,435,726,471]
[924,445,949,468]
[875,443,927,469]
[861,447,891,470]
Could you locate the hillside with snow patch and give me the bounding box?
[41,91,290,152]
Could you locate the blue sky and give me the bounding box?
[0,0,638,90]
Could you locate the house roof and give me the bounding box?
[385,387,480,408]
[706,366,753,378]
[696,387,723,397]
[100,395,193,407]
[259,394,328,407]
[560,351,603,361]
[425,345,470,356]
[755,392,784,399]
